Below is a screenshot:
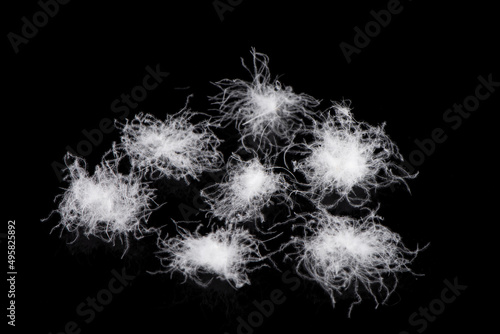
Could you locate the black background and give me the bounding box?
[4,0,498,333]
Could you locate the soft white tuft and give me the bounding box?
[292,102,414,207]
[211,48,319,156]
[156,224,267,288]
[284,210,422,316]
[118,111,223,182]
[49,148,157,254]
[201,154,291,224]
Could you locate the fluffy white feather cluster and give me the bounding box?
[156,224,267,288]
[211,48,319,156]
[284,210,422,315]
[201,154,291,224]
[292,102,413,208]
[49,148,157,254]
[118,111,223,182]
